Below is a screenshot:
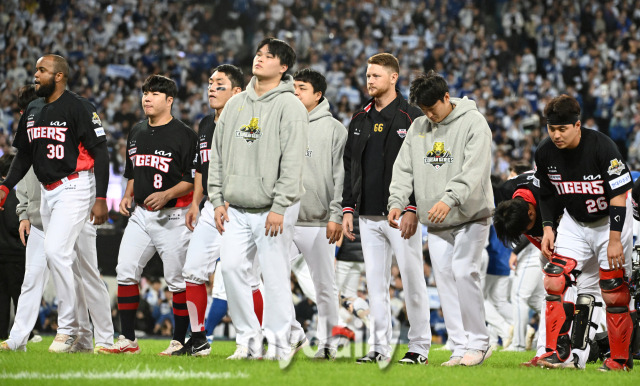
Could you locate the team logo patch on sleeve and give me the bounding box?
[424,142,453,170]
[607,159,625,176]
[235,117,262,145]
[92,112,102,126]
[94,127,106,136]
[609,172,631,190]
[27,121,34,128]
[396,128,407,138]
[128,147,137,155]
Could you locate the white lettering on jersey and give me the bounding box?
[609,173,631,190]
[155,150,173,157]
[27,127,68,143]
[548,174,561,181]
[131,154,172,173]
[550,180,604,195]
[199,149,210,163]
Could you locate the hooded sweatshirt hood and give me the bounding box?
[309,97,333,122]
[246,74,296,102]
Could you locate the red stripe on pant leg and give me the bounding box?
[186,282,207,331]
[253,288,263,326]
[173,290,189,317]
[118,284,140,297]
[117,284,139,311]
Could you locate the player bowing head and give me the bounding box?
[141,75,177,125]
[409,71,452,124]
[545,95,581,149]
[293,68,326,112]
[253,37,296,82]
[208,64,244,112]
[493,197,537,246]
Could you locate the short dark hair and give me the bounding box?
[544,94,581,123]
[409,70,449,107]
[510,162,531,176]
[256,37,296,76]
[214,64,244,89]
[293,68,327,97]
[142,75,177,98]
[367,53,400,74]
[18,84,37,111]
[493,198,531,247]
[43,54,69,80]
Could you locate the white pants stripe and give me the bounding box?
[428,220,490,357]
[359,216,431,357]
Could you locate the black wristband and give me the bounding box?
[609,205,626,232]
[542,221,554,228]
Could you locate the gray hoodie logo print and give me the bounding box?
[424,141,454,170]
[235,117,263,145]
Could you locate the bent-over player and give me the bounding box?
[99,75,197,356]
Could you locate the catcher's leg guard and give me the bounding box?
[571,294,602,350]
[600,268,633,368]
[541,255,578,364]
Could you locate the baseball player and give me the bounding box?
[99,75,198,356]
[388,71,494,367]
[209,37,307,360]
[534,94,634,371]
[176,64,264,356]
[0,54,110,353]
[290,68,346,360]
[493,171,609,369]
[342,53,431,365]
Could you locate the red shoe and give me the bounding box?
[599,358,631,372]
[331,326,355,341]
[520,356,539,367]
[97,336,140,354]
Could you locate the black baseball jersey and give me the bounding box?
[195,114,215,194]
[13,90,106,183]
[124,118,198,208]
[534,129,633,223]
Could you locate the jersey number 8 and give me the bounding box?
[154,174,163,189]
[46,144,64,159]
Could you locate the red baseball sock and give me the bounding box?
[117,284,139,341]
[186,282,207,332]
[253,288,263,326]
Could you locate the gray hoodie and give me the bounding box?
[15,167,43,231]
[297,98,347,226]
[388,97,494,229]
[208,74,308,215]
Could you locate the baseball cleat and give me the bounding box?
[599,358,631,372]
[48,334,77,353]
[290,337,308,357]
[158,340,183,356]
[172,333,211,357]
[356,351,390,364]
[97,335,140,354]
[69,340,94,354]
[29,335,43,343]
[227,345,261,360]
[441,356,463,366]
[0,341,11,351]
[520,356,540,367]
[398,351,428,365]
[460,346,493,366]
[313,347,337,360]
[537,351,571,369]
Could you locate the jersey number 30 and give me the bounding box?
[47,144,64,159]
[154,174,163,189]
[586,197,607,213]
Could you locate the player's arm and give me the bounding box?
[144,180,194,211]
[120,179,134,216]
[327,124,347,244]
[0,149,32,209]
[387,127,416,239]
[607,193,627,270]
[15,176,30,246]
[88,142,109,225]
[341,117,357,240]
[535,148,558,259]
[186,172,204,231]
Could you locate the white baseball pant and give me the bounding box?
[211,257,262,300]
[335,260,364,327]
[116,206,190,292]
[428,220,491,357]
[510,243,544,350]
[221,203,300,357]
[483,273,513,345]
[290,226,339,349]
[40,171,95,337]
[183,201,220,285]
[290,252,317,302]
[359,216,431,357]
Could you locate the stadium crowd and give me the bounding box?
[1,0,640,362]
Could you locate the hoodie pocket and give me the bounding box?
[223,174,273,208]
[298,190,328,222]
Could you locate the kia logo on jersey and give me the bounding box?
[155,150,173,157]
[583,174,601,180]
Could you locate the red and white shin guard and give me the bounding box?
[599,268,633,371]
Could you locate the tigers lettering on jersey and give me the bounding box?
[27,126,68,142]
[549,180,605,195]
[130,154,173,173]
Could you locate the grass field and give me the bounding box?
[0,337,636,385]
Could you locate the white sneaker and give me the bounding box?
[227,345,262,360]
[49,334,77,353]
[158,340,183,356]
[97,335,140,354]
[460,346,493,366]
[29,335,43,343]
[441,356,463,366]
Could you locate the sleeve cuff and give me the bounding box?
[269,203,287,216]
[342,207,355,214]
[441,195,457,209]
[19,213,29,221]
[329,213,343,224]
[96,197,106,200]
[404,205,417,213]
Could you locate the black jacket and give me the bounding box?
[342,93,422,215]
[0,186,26,263]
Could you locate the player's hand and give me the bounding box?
[326,221,342,244]
[0,189,6,210]
[265,211,284,237]
[607,234,625,270]
[119,195,133,217]
[144,191,170,211]
[342,212,355,241]
[541,226,555,260]
[19,219,31,246]
[509,252,518,271]
[427,201,450,224]
[388,208,402,229]
[185,204,199,231]
[399,210,418,239]
[91,199,109,225]
[214,205,229,235]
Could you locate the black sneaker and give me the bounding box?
[171,332,211,357]
[356,351,389,364]
[398,351,428,365]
